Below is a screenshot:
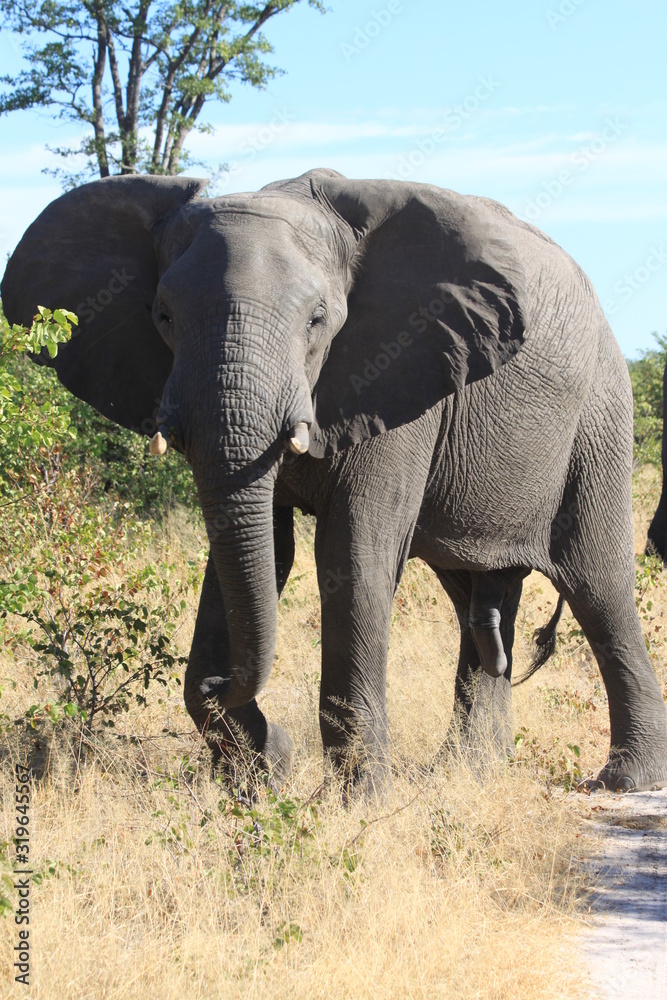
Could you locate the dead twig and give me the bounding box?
[346,789,422,848]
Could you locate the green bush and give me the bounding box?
[0,304,200,734]
[0,426,198,733]
[0,302,196,515]
[7,557,191,731]
[0,305,77,495]
[628,332,667,468]
[65,398,198,514]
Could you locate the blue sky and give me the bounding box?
[1,0,665,357]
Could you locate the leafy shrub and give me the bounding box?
[0,302,196,516]
[0,305,77,495]
[0,305,201,734]
[10,561,191,730]
[512,727,583,791]
[64,398,198,514]
[219,789,322,895]
[628,332,667,467]
[0,451,198,731]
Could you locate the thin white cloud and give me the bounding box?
[2,117,666,260]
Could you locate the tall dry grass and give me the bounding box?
[1,467,665,999]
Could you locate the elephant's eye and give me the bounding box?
[307,310,326,332]
[153,300,175,346]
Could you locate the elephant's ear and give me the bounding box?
[307,177,527,457]
[1,174,206,433]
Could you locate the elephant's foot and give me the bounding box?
[347,763,391,805]
[325,746,391,805]
[195,683,294,790]
[261,722,295,783]
[578,744,667,794]
[211,721,294,791]
[320,701,391,804]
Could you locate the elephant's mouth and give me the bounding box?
[152,411,311,463]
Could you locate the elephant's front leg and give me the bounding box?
[184,506,295,783]
[315,501,417,801]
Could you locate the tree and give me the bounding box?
[0,1,325,183]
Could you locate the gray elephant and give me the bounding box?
[3,169,667,796]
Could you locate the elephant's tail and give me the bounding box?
[512,595,566,686]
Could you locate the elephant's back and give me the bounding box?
[470,193,606,327]
[417,219,617,567]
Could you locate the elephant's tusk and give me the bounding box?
[149,430,169,456]
[288,422,310,455]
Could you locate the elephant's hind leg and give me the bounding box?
[184,506,295,784]
[552,569,667,792]
[550,360,667,792]
[551,550,667,792]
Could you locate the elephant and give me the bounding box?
[646,360,667,561]
[3,168,667,796]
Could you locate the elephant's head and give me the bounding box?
[1,169,527,709]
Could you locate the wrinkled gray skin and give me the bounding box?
[3,169,667,797]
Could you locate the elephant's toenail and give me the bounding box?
[614,776,635,793]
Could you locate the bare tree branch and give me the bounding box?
[91,1,110,176]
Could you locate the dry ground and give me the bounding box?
[576,786,667,999]
[1,467,666,999]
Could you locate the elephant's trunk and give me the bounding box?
[163,311,310,709]
[196,478,278,708]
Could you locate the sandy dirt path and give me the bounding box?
[578,788,667,999]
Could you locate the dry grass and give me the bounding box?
[1,469,666,999]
